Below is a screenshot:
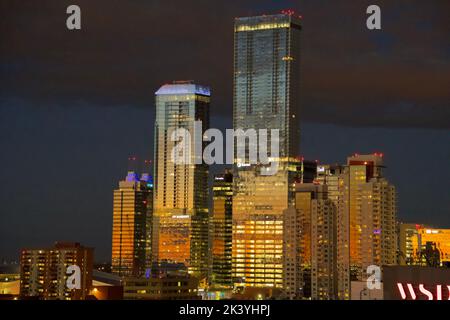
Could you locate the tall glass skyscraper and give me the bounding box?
[232,13,302,289]
[153,81,210,278]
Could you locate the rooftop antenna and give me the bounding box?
[173,80,194,84]
[141,159,153,183]
[127,155,137,172]
[143,159,152,174]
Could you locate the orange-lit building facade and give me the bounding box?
[232,166,294,289]
[111,171,153,277]
[399,224,450,267]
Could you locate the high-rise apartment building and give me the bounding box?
[111,171,153,277]
[20,242,93,300]
[232,12,302,290]
[359,178,397,270]
[316,164,345,205]
[211,170,233,289]
[336,154,397,299]
[283,183,337,300]
[311,196,337,300]
[283,206,301,299]
[153,81,210,277]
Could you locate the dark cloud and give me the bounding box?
[1,0,449,261]
[0,0,449,128]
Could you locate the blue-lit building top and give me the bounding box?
[155,82,210,97]
[125,171,139,183]
[125,171,153,185]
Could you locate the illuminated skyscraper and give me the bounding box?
[211,170,233,289]
[111,171,153,277]
[232,12,302,290]
[336,154,397,299]
[153,81,210,277]
[233,12,301,158]
[399,224,450,267]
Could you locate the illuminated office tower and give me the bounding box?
[211,170,233,289]
[232,12,302,290]
[153,81,210,277]
[336,154,397,299]
[419,228,450,267]
[398,223,450,267]
[283,184,337,300]
[20,242,93,300]
[111,171,153,277]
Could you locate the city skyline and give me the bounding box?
[0,0,450,260]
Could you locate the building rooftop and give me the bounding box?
[234,12,302,31]
[155,82,210,96]
[92,270,122,286]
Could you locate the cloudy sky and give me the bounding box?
[0,0,449,262]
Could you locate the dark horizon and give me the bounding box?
[1,0,449,262]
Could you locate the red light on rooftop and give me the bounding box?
[281,9,295,16]
[373,152,384,158]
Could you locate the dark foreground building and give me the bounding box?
[383,266,450,300]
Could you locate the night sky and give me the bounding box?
[1,0,449,262]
